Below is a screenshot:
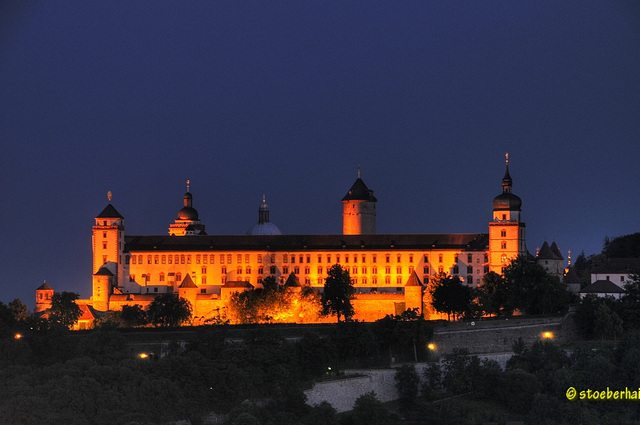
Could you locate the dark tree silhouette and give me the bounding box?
[49,292,82,329]
[321,264,355,322]
[147,294,192,327]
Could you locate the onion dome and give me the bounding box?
[492,156,522,211]
[246,195,282,235]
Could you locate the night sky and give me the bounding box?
[1,1,639,307]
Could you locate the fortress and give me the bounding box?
[36,157,565,326]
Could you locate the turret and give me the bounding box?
[168,180,207,235]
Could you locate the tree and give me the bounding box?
[503,256,569,315]
[147,294,192,327]
[321,264,355,322]
[350,392,400,425]
[121,304,147,327]
[430,274,472,320]
[49,292,82,329]
[477,271,513,317]
[395,364,419,407]
[9,299,30,322]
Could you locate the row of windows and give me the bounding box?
[126,252,489,266]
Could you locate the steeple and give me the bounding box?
[246,195,282,235]
[502,153,513,194]
[169,181,206,235]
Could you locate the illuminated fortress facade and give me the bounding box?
[39,159,545,324]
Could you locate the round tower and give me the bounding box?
[169,180,207,235]
[342,170,377,235]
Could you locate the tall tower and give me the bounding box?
[168,180,207,236]
[92,192,125,309]
[489,154,526,273]
[342,170,377,235]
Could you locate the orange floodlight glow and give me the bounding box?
[542,331,554,339]
[14,333,23,340]
[427,343,436,351]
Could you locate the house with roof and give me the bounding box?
[580,258,640,299]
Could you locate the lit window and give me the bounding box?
[220,255,225,264]
[211,255,215,264]
[270,255,275,263]
[167,256,171,265]
[257,255,262,264]
[154,255,159,264]
[147,256,152,264]
[501,242,507,249]
[196,255,201,264]
[438,254,443,263]
[245,254,250,263]
[237,254,242,264]
[202,277,207,285]
[162,255,166,264]
[202,255,207,264]
[500,230,507,237]
[227,254,231,264]
[202,267,207,274]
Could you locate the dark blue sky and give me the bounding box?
[1,1,639,307]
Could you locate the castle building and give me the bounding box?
[41,158,545,324]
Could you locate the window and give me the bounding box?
[103,232,107,238]
[467,266,473,274]
[196,255,201,264]
[352,267,358,274]
[270,266,276,274]
[500,230,507,237]
[257,255,262,264]
[294,267,300,274]
[438,266,444,274]
[221,276,226,284]
[317,255,322,263]
[454,254,458,263]
[396,266,402,274]
[438,254,443,263]
[237,254,242,264]
[154,255,159,264]
[299,255,303,263]
[373,267,378,274]
[227,254,232,264]
[290,255,295,263]
[453,266,459,275]
[385,266,391,274]
[130,275,135,282]
[200,288,207,294]
[245,254,250,263]
[362,277,367,284]
[159,273,165,282]
[305,278,311,285]
[397,276,402,284]
[502,214,507,220]
[125,255,130,265]
[258,267,263,274]
[283,266,289,274]
[270,254,275,263]
[327,254,332,263]
[409,266,414,274]
[201,276,207,285]
[131,256,136,265]
[237,266,242,274]
[187,255,191,264]
[102,242,107,249]
[201,267,207,274]
[373,254,377,263]
[353,278,357,284]
[306,255,311,263]
[362,255,366,263]
[162,255,166,264]
[176,273,182,282]
[336,255,340,263]
[362,267,367,274]
[467,254,472,263]
[246,267,251,274]
[501,254,507,263]
[304,266,310,274]
[372,276,378,284]
[484,254,488,262]
[423,266,429,274]
[180,255,185,264]
[221,267,227,274]
[424,254,428,262]
[397,255,401,263]
[385,276,391,284]
[147,255,152,264]
[345,255,349,263]
[484,265,489,273]
[354,255,358,263]
[318,266,323,274]
[202,255,207,264]
[409,254,413,263]
[386,254,390,263]
[501,241,507,249]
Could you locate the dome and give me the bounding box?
[176,191,199,220]
[492,192,522,211]
[246,222,282,235]
[246,195,282,235]
[177,206,199,220]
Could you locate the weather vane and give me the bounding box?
[186,179,190,192]
[107,191,112,203]
[505,152,509,166]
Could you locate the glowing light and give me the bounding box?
[542,331,554,339]
[427,343,436,351]
[14,333,23,340]
[138,353,149,359]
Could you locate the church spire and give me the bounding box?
[502,152,513,194]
